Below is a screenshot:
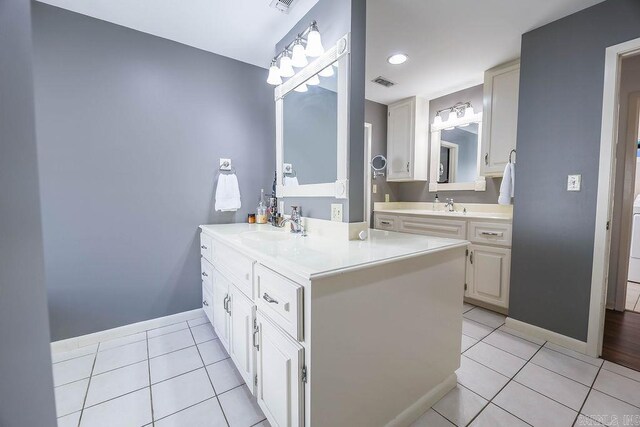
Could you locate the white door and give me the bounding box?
[467,244,511,308]
[255,311,304,427]
[229,284,256,393]
[212,270,230,351]
[387,98,414,181]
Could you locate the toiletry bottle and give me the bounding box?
[256,189,268,224]
[434,193,439,210]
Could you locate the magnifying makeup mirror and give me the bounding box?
[371,154,387,179]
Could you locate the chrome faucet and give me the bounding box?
[278,206,306,236]
[445,198,455,212]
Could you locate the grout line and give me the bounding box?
[146,331,155,427]
[81,386,150,410]
[541,342,604,368]
[77,342,101,427]
[187,321,231,427]
[572,363,603,427]
[151,397,218,424]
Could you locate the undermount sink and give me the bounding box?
[240,230,292,242]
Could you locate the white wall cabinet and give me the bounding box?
[386,96,428,182]
[466,244,511,308]
[481,60,520,176]
[255,311,304,427]
[374,212,512,310]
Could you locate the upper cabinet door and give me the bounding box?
[481,60,520,176]
[387,97,428,182]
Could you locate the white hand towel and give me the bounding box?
[284,176,299,186]
[498,163,515,205]
[215,173,241,212]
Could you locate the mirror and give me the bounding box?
[429,110,486,192]
[275,33,350,199]
[371,154,387,179]
[283,67,338,186]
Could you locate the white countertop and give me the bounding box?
[200,223,468,280]
[375,208,512,221]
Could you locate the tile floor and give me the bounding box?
[626,282,640,312]
[412,303,640,427]
[52,305,640,427]
[52,314,268,427]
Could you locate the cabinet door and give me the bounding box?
[387,98,415,181]
[229,284,256,393]
[212,270,230,351]
[256,312,304,427]
[482,61,520,176]
[467,244,511,308]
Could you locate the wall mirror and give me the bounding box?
[429,106,486,192]
[276,34,350,198]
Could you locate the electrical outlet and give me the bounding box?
[372,184,377,194]
[567,174,582,192]
[385,194,390,202]
[331,203,343,222]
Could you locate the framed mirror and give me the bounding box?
[429,108,486,192]
[275,34,350,198]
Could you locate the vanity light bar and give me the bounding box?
[267,21,325,86]
[433,102,475,127]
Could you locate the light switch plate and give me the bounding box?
[567,174,582,192]
[372,184,377,194]
[331,203,343,222]
[385,194,390,202]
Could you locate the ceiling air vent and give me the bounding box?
[270,0,297,14]
[372,76,395,88]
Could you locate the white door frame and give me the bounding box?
[364,122,373,226]
[588,37,640,357]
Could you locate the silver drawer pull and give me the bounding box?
[480,231,501,237]
[201,272,208,277]
[201,245,208,250]
[263,293,279,304]
[202,300,209,306]
[381,221,391,225]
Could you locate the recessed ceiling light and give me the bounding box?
[387,53,408,65]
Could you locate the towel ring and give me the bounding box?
[508,149,516,164]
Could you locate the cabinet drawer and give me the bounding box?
[255,264,303,341]
[213,244,255,300]
[202,284,213,324]
[469,222,512,247]
[201,258,214,296]
[375,214,398,231]
[200,233,213,263]
[398,216,466,239]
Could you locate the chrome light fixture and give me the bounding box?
[279,54,295,78]
[433,102,476,128]
[266,21,324,84]
[266,60,282,86]
[305,22,324,57]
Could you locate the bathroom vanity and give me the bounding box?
[199,223,467,427]
[374,203,513,312]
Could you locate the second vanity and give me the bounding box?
[199,223,467,427]
[374,202,513,312]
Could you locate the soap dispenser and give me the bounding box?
[433,193,439,210]
[256,189,267,224]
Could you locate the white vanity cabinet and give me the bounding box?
[386,96,429,182]
[374,212,512,310]
[481,60,520,176]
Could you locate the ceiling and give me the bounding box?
[36,0,319,68]
[366,0,605,105]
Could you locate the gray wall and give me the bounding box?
[0,0,57,425]
[32,3,275,341]
[391,84,503,204]
[277,0,366,223]
[510,0,640,341]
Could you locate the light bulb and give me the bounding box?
[433,114,442,126]
[464,105,475,118]
[387,53,409,65]
[307,75,320,85]
[279,55,295,78]
[266,62,282,85]
[447,109,458,123]
[305,28,324,57]
[319,65,334,77]
[294,83,308,93]
[291,42,308,68]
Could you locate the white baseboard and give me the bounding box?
[505,317,588,354]
[51,308,205,354]
[386,373,457,427]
